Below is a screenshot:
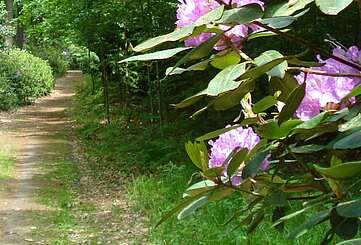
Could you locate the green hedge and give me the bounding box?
[0,49,54,110]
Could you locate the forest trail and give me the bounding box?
[0,71,82,244]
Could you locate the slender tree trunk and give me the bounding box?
[14,2,24,49]
[100,55,110,124]
[5,0,14,48]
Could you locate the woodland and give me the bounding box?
[0,0,361,244]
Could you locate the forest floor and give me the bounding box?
[0,72,147,244]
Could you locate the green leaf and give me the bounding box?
[195,5,225,26]
[287,209,330,239]
[196,125,241,141]
[177,196,209,219]
[331,209,359,240]
[269,73,299,102]
[208,187,234,202]
[342,84,361,103]
[258,120,302,139]
[203,167,224,177]
[227,148,248,177]
[175,63,246,108]
[166,60,211,75]
[336,199,361,218]
[333,130,361,149]
[133,25,195,52]
[339,114,361,132]
[242,150,269,178]
[213,79,255,111]
[247,210,265,234]
[314,161,361,180]
[278,82,306,125]
[315,0,353,15]
[243,57,287,80]
[260,16,297,29]
[185,141,208,170]
[247,29,289,40]
[174,33,223,68]
[294,112,329,130]
[289,144,325,153]
[217,4,263,25]
[254,50,288,78]
[184,180,217,198]
[253,95,278,113]
[119,47,191,63]
[265,192,288,207]
[264,0,314,17]
[337,239,361,245]
[210,50,241,69]
[156,189,212,227]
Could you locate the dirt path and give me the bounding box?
[0,71,82,244]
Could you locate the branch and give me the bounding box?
[252,21,361,71]
[288,67,361,78]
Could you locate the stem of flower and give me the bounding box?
[288,67,361,78]
[252,21,361,71]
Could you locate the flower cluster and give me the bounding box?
[295,46,361,120]
[208,125,269,185]
[176,0,264,48]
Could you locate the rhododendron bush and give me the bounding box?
[121,0,361,243]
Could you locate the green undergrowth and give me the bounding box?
[71,76,340,244]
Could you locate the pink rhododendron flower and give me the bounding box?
[208,125,269,185]
[176,0,264,49]
[295,46,361,120]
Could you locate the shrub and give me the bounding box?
[29,46,69,77]
[0,49,54,110]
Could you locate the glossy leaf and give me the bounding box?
[175,63,246,108]
[287,209,330,239]
[278,82,306,125]
[119,47,191,63]
[333,130,361,149]
[196,125,241,141]
[258,120,302,139]
[227,148,248,177]
[210,50,241,69]
[194,5,224,26]
[342,84,361,103]
[242,150,269,178]
[177,196,209,219]
[133,25,195,52]
[253,95,278,113]
[315,0,353,15]
[173,33,223,69]
[264,0,314,17]
[217,4,263,25]
[314,161,361,180]
[337,239,361,245]
[254,50,288,78]
[336,199,361,218]
[339,114,361,132]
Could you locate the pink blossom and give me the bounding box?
[208,125,269,185]
[295,46,361,120]
[176,0,264,49]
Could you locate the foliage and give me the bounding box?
[0,49,54,110]
[123,0,361,244]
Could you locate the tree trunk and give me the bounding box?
[15,2,24,49]
[5,0,14,48]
